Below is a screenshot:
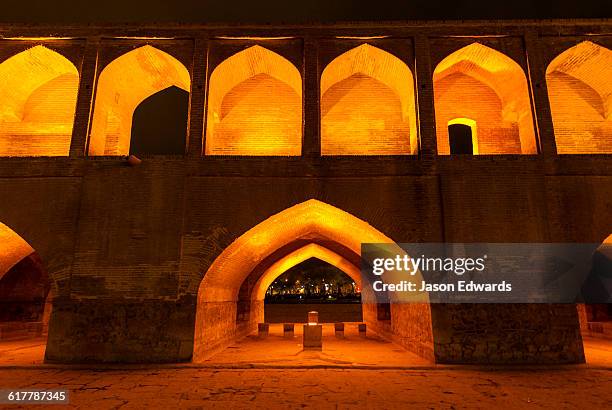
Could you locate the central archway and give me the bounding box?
[193,199,432,361]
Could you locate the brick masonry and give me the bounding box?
[0,19,610,363]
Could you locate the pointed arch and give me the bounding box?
[0,222,35,279]
[546,41,612,154]
[130,85,190,155]
[252,243,362,301]
[205,45,302,155]
[89,45,191,156]
[197,199,419,303]
[433,43,536,155]
[321,44,417,155]
[193,199,431,360]
[0,222,50,342]
[0,45,79,156]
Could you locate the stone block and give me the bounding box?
[258,323,269,337]
[303,324,322,350]
[334,322,344,337]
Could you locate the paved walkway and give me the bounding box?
[200,323,431,367]
[0,367,610,408]
[1,326,610,368]
[0,328,611,408]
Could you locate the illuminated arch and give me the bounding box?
[546,41,612,154]
[321,44,417,155]
[194,199,430,360]
[197,199,421,303]
[433,43,536,155]
[0,222,34,279]
[0,222,51,343]
[252,243,362,301]
[0,45,79,156]
[89,45,191,156]
[205,45,302,156]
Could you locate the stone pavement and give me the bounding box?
[0,367,611,409]
[199,323,431,367]
[2,327,611,368]
[0,327,611,408]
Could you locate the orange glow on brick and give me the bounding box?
[88,45,190,156]
[205,45,302,156]
[197,199,425,304]
[321,44,417,155]
[215,36,296,40]
[433,43,536,155]
[0,45,79,156]
[252,243,362,301]
[0,222,34,278]
[335,36,390,39]
[1,37,76,41]
[546,41,612,154]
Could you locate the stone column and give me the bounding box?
[69,38,99,157]
[302,37,321,158]
[524,30,558,157]
[413,35,437,160]
[187,37,207,158]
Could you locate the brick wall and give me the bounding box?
[0,19,610,363]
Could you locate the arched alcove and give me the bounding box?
[321,44,417,155]
[205,45,302,156]
[433,43,536,155]
[0,45,79,156]
[193,199,431,361]
[89,45,191,156]
[546,41,612,154]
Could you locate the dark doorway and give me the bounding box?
[448,123,474,155]
[0,252,50,340]
[264,258,362,323]
[130,86,189,155]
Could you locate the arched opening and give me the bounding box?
[130,86,190,155]
[546,41,612,154]
[448,118,478,154]
[89,45,191,156]
[205,45,302,156]
[0,45,79,156]
[263,258,362,324]
[194,199,432,363]
[0,222,51,364]
[433,43,536,155]
[578,234,612,366]
[321,44,417,155]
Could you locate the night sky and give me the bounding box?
[1,0,610,23]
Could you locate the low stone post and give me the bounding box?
[303,324,322,350]
[358,323,366,337]
[308,311,318,324]
[258,323,269,338]
[284,323,295,337]
[334,322,344,337]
